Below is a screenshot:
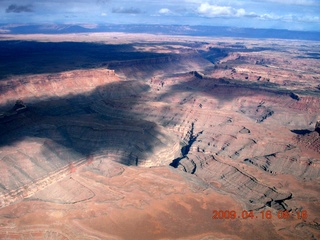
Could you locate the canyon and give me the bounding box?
[0,33,319,239]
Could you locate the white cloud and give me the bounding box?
[159,8,170,14]
[0,0,318,31]
[259,13,280,20]
[198,3,234,16]
[197,3,247,17]
[196,2,320,24]
[293,15,320,22]
[255,13,320,22]
[236,8,246,17]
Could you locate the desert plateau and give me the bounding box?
[0,32,319,240]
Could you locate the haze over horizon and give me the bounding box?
[0,0,319,32]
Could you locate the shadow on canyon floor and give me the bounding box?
[0,80,171,166]
[291,129,313,135]
[0,40,172,79]
[159,76,287,105]
[0,40,280,81]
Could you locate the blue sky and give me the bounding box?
[0,0,319,31]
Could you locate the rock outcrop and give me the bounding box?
[296,122,320,154]
[315,120,320,135]
[0,100,27,121]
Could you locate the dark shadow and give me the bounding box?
[295,52,320,60]
[0,40,172,79]
[0,80,168,168]
[169,122,203,172]
[157,75,318,126]
[159,71,320,109]
[159,76,286,105]
[291,129,312,135]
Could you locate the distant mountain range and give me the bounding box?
[0,24,319,41]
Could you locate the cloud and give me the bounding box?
[249,12,320,23]
[6,4,33,13]
[159,8,171,14]
[197,3,246,17]
[198,3,232,16]
[259,13,281,20]
[253,0,319,5]
[298,15,320,22]
[236,8,246,17]
[112,7,142,14]
[195,2,320,25]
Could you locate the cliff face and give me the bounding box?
[155,77,320,211]
[0,69,117,108]
[295,121,320,155]
[105,53,212,80]
[315,121,320,134]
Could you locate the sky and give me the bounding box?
[0,0,319,31]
